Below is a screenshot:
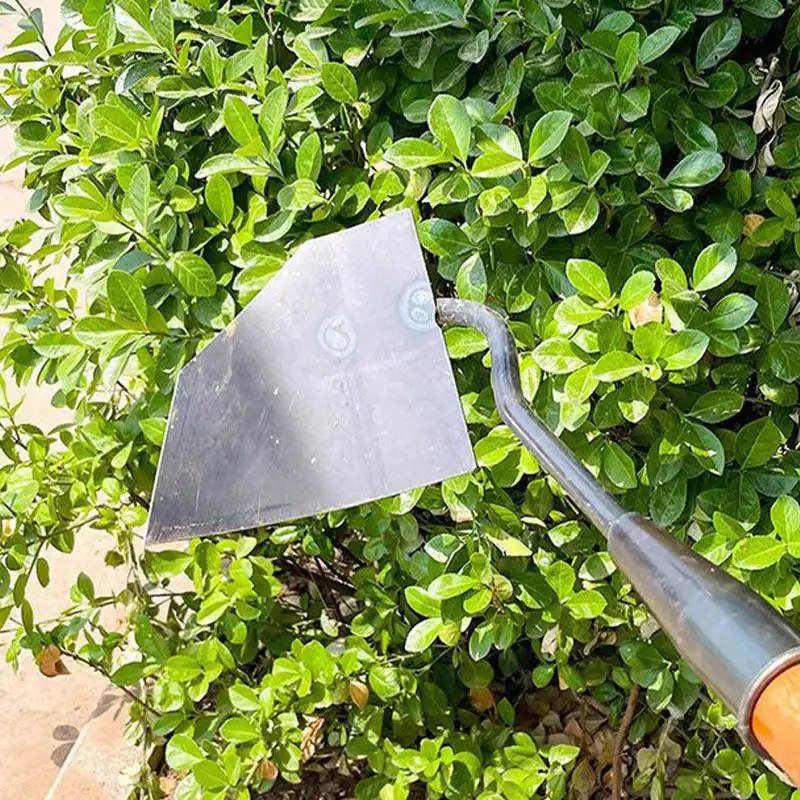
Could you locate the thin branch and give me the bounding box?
[612,683,641,800]
[276,557,356,597]
[13,0,52,57]
[62,648,158,715]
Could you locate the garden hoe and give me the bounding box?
[148,211,800,784]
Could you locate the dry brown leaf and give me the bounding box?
[588,726,616,766]
[563,716,585,745]
[542,710,563,733]
[569,758,597,800]
[36,645,70,678]
[469,687,495,712]
[630,292,663,328]
[547,733,572,745]
[754,80,783,134]
[159,773,178,796]
[260,759,279,781]
[301,717,325,762]
[639,615,661,640]
[758,136,777,175]
[541,626,559,657]
[528,686,560,717]
[743,213,766,238]
[449,508,475,523]
[348,679,369,710]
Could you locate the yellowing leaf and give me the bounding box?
[469,687,495,712]
[348,679,370,709]
[36,645,70,678]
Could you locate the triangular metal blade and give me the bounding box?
[147,210,475,544]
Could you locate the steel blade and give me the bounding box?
[147,210,474,544]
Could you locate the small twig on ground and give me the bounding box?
[612,683,641,800]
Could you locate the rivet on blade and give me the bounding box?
[317,314,357,358]
[400,279,436,331]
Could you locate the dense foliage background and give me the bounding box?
[2,0,800,798]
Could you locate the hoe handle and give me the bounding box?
[437,298,800,785]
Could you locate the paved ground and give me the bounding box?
[0,4,136,798]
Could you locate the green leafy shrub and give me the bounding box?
[2,0,800,798]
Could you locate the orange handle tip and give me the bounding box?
[752,663,800,786]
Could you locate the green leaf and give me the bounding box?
[445,327,487,359]
[428,573,477,599]
[73,317,130,347]
[696,17,742,71]
[405,618,443,652]
[615,31,639,82]
[33,332,82,359]
[455,253,487,303]
[639,26,681,64]
[661,330,709,370]
[152,0,174,52]
[165,734,205,771]
[621,85,651,122]
[220,717,260,742]
[603,442,637,489]
[592,351,644,382]
[528,110,572,162]
[560,128,609,186]
[692,242,737,291]
[93,104,141,143]
[229,683,261,712]
[561,190,600,234]
[731,537,786,570]
[404,586,442,617]
[756,275,790,334]
[140,418,166,446]
[566,589,607,619]
[166,654,202,681]
[735,418,784,468]
[708,293,756,331]
[485,530,532,557]
[428,94,472,162]
[768,330,800,382]
[107,270,147,325]
[545,561,575,600]
[223,95,260,146]
[772,495,800,540]
[650,475,687,526]
[619,271,655,310]
[193,759,228,790]
[532,338,587,374]
[713,749,744,777]
[127,164,150,231]
[111,661,144,686]
[556,295,605,326]
[196,154,272,179]
[296,132,322,181]
[384,138,447,169]
[168,252,217,297]
[205,174,234,226]
[566,258,610,301]
[260,84,288,152]
[199,40,223,87]
[689,390,743,423]
[391,11,458,37]
[369,665,401,700]
[667,150,724,188]
[320,62,358,104]
[278,178,322,211]
[743,0,783,17]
